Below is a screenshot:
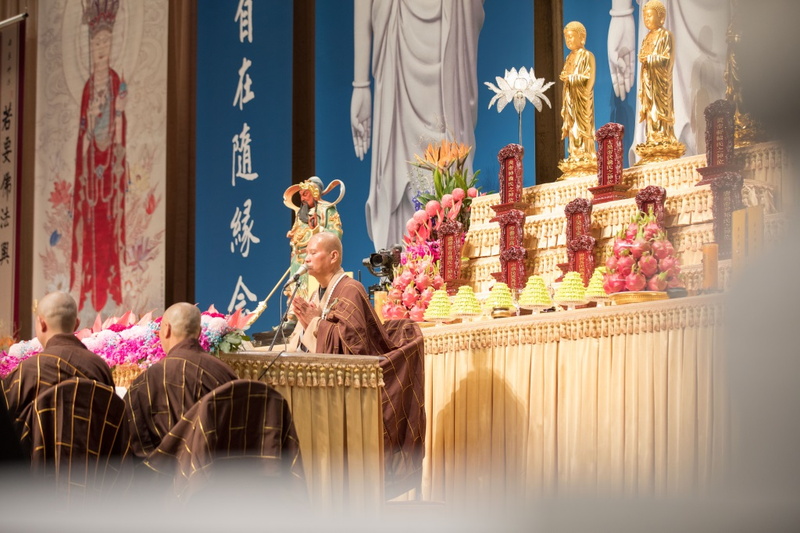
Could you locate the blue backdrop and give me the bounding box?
[196,1,294,328]
[196,0,637,329]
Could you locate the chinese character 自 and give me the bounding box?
[235,0,254,43]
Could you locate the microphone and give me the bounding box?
[284,264,308,288]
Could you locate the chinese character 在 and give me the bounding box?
[231,122,259,185]
[233,57,255,110]
[230,198,261,257]
[235,0,254,43]
[228,274,258,314]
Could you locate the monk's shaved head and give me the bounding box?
[37,292,79,333]
[162,303,202,339]
[310,231,342,266]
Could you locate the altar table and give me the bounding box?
[220,351,385,510]
[420,294,728,508]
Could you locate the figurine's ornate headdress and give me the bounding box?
[298,177,323,200]
[283,176,346,212]
[82,0,120,37]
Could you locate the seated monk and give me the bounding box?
[123,303,238,459]
[3,291,114,420]
[289,232,426,498]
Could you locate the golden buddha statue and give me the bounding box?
[558,21,598,179]
[635,0,686,164]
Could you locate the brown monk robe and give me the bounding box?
[144,379,306,502]
[3,292,114,420]
[291,232,425,498]
[124,303,238,459]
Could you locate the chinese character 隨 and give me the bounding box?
[231,122,259,185]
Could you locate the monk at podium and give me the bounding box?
[289,231,426,497]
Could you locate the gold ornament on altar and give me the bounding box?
[558,21,598,180]
[724,0,764,148]
[635,0,686,165]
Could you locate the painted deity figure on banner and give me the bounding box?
[351,0,485,251]
[558,21,598,179]
[71,0,128,312]
[283,177,344,301]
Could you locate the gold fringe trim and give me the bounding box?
[423,295,724,354]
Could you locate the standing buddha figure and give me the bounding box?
[558,21,598,179]
[635,0,686,164]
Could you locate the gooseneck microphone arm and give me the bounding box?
[258,279,304,382]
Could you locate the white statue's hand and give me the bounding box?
[607,13,636,100]
[350,87,371,161]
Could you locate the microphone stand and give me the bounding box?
[258,279,303,382]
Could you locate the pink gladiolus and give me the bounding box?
[441,194,454,209]
[467,187,478,198]
[452,188,466,201]
[449,199,462,219]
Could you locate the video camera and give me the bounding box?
[362,245,403,282]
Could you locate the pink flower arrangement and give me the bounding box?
[0,306,252,378]
[603,211,685,293]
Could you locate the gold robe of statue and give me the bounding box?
[635,0,685,163]
[558,21,597,179]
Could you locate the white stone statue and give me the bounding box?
[608,0,730,160]
[351,0,485,251]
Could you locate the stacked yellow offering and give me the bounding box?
[423,289,453,322]
[553,271,586,307]
[519,275,553,310]
[486,282,516,318]
[585,267,610,305]
[451,285,482,318]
